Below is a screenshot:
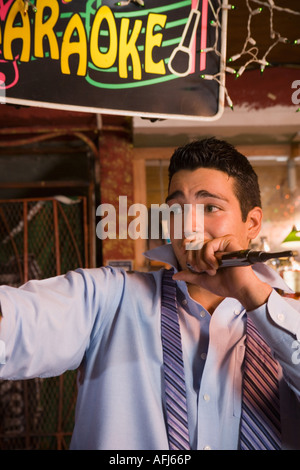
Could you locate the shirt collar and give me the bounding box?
[144,244,294,294]
[144,244,179,271]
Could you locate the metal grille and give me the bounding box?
[0,197,89,449]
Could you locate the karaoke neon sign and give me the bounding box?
[0,0,226,120]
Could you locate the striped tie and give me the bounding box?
[240,316,281,450]
[161,269,281,450]
[161,268,190,450]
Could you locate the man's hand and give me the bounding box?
[173,235,273,311]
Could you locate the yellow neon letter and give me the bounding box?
[3,1,30,62]
[145,14,166,75]
[90,6,117,69]
[61,13,87,76]
[119,18,142,80]
[34,0,59,59]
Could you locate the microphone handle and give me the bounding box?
[217,249,295,268]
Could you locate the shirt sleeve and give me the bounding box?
[0,267,125,380]
[248,289,300,397]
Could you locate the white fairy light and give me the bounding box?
[225,66,237,74]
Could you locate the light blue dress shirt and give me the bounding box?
[1,244,300,450]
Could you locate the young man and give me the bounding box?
[0,138,300,450]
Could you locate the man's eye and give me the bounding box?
[206,205,219,213]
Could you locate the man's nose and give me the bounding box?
[183,204,204,237]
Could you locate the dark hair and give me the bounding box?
[168,138,261,222]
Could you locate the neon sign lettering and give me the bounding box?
[0,0,209,88]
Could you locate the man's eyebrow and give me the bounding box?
[195,190,229,202]
[165,190,184,203]
[165,189,229,203]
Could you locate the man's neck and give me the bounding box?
[187,283,224,315]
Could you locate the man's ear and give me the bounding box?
[246,206,263,241]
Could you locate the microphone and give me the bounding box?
[217,249,296,268]
[186,249,297,272]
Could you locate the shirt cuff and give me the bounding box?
[0,340,5,364]
[0,297,12,366]
[247,289,300,345]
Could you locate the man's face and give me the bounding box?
[166,168,257,270]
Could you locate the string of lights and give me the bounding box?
[200,0,300,110]
[227,0,300,75]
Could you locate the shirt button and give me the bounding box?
[203,393,210,402]
[182,299,188,306]
[234,309,241,315]
[277,313,285,323]
[201,352,207,360]
[200,310,206,318]
[203,445,211,450]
